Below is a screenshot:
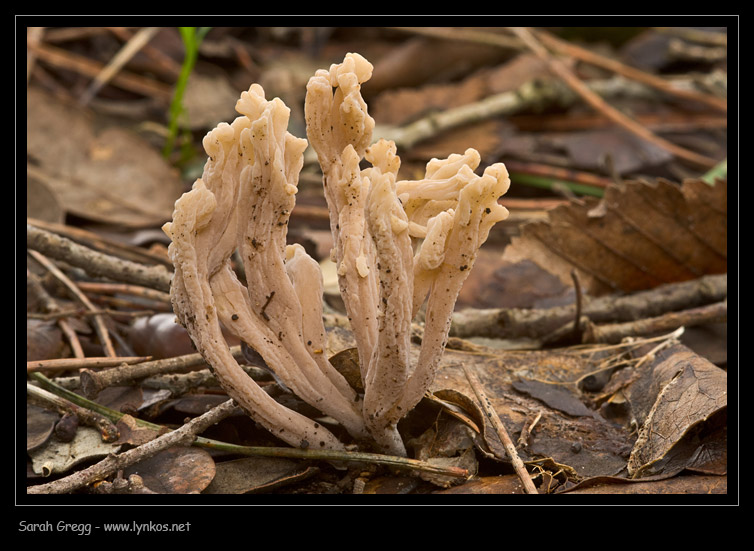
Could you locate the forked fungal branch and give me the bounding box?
[163,53,510,456]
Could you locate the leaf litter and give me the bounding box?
[25,25,729,497]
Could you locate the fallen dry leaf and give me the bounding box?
[27,87,184,228]
[204,457,318,494]
[626,343,727,478]
[26,404,60,453]
[124,446,216,494]
[28,426,121,477]
[503,178,727,295]
[560,473,727,494]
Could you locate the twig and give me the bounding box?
[451,273,727,340]
[582,300,727,344]
[27,399,239,494]
[509,27,717,169]
[26,27,46,84]
[27,356,151,374]
[195,440,471,480]
[570,270,583,339]
[27,269,85,358]
[78,346,244,397]
[27,224,172,293]
[27,383,119,442]
[79,26,161,106]
[28,249,117,357]
[653,27,728,47]
[389,26,523,50]
[534,28,726,113]
[375,74,681,156]
[28,308,159,321]
[76,282,171,304]
[108,27,183,79]
[517,412,542,449]
[460,363,538,494]
[28,40,173,100]
[504,160,613,190]
[28,217,173,268]
[28,374,470,493]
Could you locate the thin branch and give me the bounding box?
[77,347,243,397]
[27,399,240,494]
[461,362,538,494]
[28,40,173,100]
[509,27,718,169]
[28,308,159,321]
[76,282,171,304]
[27,356,151,374]
[27,224,172,293]
[27,383,119,442]
[582,299,727,344]
[570,269,583,339]
[28,217,173,269]
[28,373,470,493]
[79,26,161,106]
[451,273,727,340]
[533,28,726,113]
[28,249,117,357]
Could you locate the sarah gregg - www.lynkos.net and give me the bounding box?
[18,520,192,536]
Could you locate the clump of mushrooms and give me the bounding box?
[163,53,510,456]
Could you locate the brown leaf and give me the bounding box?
[503,179,727,295]
[124,446,216,494]
[203,457,317,494]
[368,36,511,96]
[27,404,59,452]
[626,344,727,478]
[26,87,184,228]
[114,414,164,447]
[511,378,594,417]
[558,129,673,174]
[27,173,64,224]
[408,415,479,488]
[432,347,633,480]
[560,473,727,494]
[26,319,65,362]
[433,474,527,494]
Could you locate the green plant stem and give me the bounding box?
[162,27,211,160]
[510,172,606,197]
[28,372,469,480]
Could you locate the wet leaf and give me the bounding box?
[328,347,364,392]
[124,446,216,494]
